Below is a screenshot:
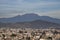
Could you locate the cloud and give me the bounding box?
[39,10,60,19]
[0,0,60,18]
[23,0,60,3]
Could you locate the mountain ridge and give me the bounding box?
[0,13,60,24]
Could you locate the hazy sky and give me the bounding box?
[0,0,60,19]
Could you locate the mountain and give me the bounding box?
[0,13,60,24]
[0,20,60,29]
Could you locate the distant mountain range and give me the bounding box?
[0,13,60,24]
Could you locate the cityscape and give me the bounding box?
[0,0,60,40]
[0,28,60,40]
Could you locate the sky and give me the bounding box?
[0,0,60,19]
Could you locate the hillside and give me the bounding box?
[0,20,60,29]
